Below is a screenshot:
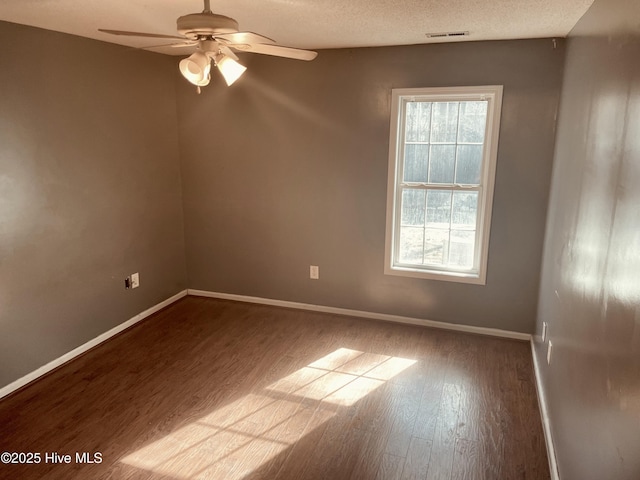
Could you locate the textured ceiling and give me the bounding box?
[0,0,594,56]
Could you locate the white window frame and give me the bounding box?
[384,85,503,284]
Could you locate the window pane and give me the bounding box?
[448,230,475,268]
[428,145,455,184]
[405,102,431,142]
[430,102,459,143]
[401,189,426,226]
[426,190,452,228]
[424,229,449,265]
[451,192,478,229]
[457,101,487,143]
[403,144,429,182]
[455,145,483,185]
[398,227,424,264]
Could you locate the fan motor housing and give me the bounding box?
[177,13,239,38]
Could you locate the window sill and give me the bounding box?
[384,265,487,285]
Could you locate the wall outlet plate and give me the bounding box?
[310,265,319,280]
[131,272,140,289]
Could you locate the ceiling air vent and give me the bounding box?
[425,31,470,39]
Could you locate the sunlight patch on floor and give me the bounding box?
[266,348,416,406]
[121,348,416,479]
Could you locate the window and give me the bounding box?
[385,86,503,284]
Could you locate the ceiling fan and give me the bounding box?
[99,0,318,91]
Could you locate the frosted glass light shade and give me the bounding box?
[179,51,212,86]
[216,56,247,86]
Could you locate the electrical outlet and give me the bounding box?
[310,265,319,280]
[547,341,553,365]
[131,272,140,289]
[542,322,548,342]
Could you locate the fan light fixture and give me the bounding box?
[215,55,247,86]
[179,51,212,86]
[179,47,246,91]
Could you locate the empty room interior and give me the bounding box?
[1,0,639,478]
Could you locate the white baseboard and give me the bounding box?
[531,338,560,480]
[0,289,188,400]
[187,289,531,341]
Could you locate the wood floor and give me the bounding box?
[0,297,549,480]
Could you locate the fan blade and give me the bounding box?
[140,42,197,50]
[234,43,317,61]
[99,29,186,40]
[215,31,275,45]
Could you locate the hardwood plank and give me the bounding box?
[450,438,481,480]
[401,436,433,480]
[245,404,320,480]
[424,382,462,480]
[383,382,423,457]
[271,406,334,479]
[376,453,404,480]
[347,384,399,480]
[412,345,448,441]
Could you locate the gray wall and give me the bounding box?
[534,0,640,478]
[0,21,187,388]
[177,39,565,334]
